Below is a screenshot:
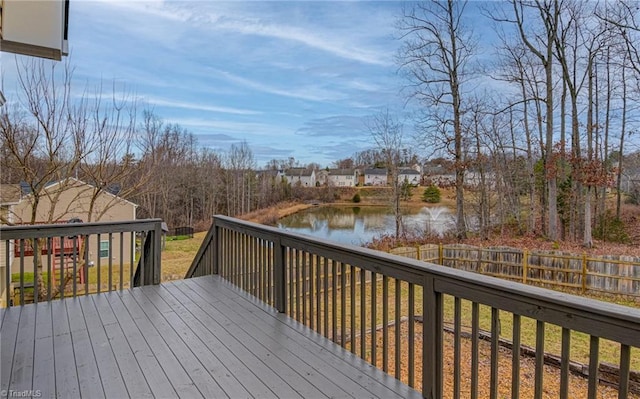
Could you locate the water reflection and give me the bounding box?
[278,206,454,246]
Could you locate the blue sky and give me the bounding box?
[3,1,417,167]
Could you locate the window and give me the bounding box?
[99,240,110,258]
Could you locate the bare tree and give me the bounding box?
[366,109,404,239]
[398,0,476,239]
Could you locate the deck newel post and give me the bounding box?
[211,221,219,275]
[153,221,162,284]
[274,236,286,313]
[423,275,442,399]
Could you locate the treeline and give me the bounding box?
[394,0,640,246]
[0,60,301,229]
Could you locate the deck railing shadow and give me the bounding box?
[187,215,640,399]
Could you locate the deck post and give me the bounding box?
[274,237,286,313]
[153,221,162,284]
[211,222,219,275]
[423,275,442,399]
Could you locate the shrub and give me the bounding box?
[422,185,441,203]
[352,193,361,203]
[594,212,630,244]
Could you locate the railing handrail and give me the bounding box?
[198,215,640,347]
[0,219,163,240]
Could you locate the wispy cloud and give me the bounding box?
[210,68,346,102]
[297,115,368,137]
[141,96,262,116]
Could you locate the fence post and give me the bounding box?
[274,237,287,313]
[439,243,443,265]
[582,253,588,294]
[523,249,529,285]
[416,244,421,261]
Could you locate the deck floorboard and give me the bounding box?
[3,275,422,399]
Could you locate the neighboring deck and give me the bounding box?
[1,275,420,399]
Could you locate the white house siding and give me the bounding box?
[328,169,356,187]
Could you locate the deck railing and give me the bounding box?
[1,219,163,307]
[187,215,640,399]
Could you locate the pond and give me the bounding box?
[277,205,455,246]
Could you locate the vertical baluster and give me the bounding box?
[257,239,263,301]
[408,283,415,387]
[119,232,124,291]
[108,233,113,292]
[360,268,366,360]
[382,275,389,373]
[288,248,294,316]
[453,297,461,399]
[302,251,307,325]
[471,302,479,399]
[618,344,631,399]
[129,232,135,286]
[534,320,545,399]
[350,264,356,354]
[587,335,599,399]
[59,237,65,299]
[47,237,53,300]
[19,240,25,305]
[33,239,39,304]
[395,279,401,380]
[309,253,315,331]
[560,327,571,399]
[332,261,337,342]
[512,314,521,399]
[370,271,377,366]
[72,236,78,297]
[340,262,346,348]
[317,255,322,333]
[5,241,10,306]
[295,249,301,321]
[324,258,329,338]
[490,307,499,399]
[96,234,102,293]
[85,235,90,295]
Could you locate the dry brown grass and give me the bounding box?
[366,322,638,399]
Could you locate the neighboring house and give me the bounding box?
[0,184,22,307]
[284,168,316,187]
[1,178,138,279]
[364,168,388,186]
[328,169,357,187]
[621,167,640,193]
[464,170,497,189]
[316,169,329,186]
[398,169,421,186]
[423,164,456,187]
[256,169,285,181]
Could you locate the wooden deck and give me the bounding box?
[1,275,421,399]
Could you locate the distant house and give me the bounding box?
[328,169,357,187]
[0,178,138,295]
[0,184,22,307]
[284,168,316,187]
[398,169,421,186]
[423,164,456,187]
[316,169,329,186]
[364,168,388,186]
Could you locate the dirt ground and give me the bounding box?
[365,322,638,399]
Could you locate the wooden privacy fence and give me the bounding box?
[187,216,640,399]
[389,244,640,298]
